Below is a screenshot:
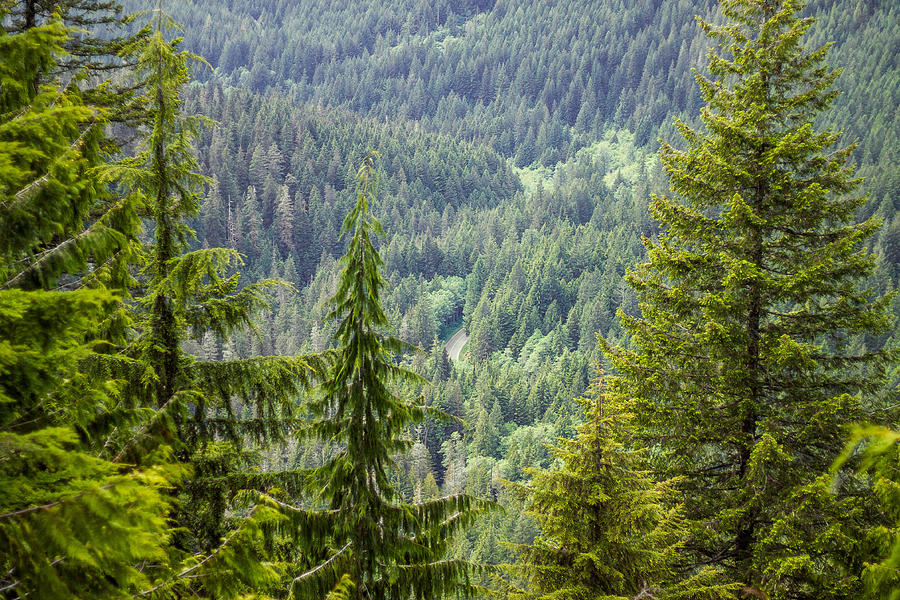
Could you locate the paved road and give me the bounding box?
[445,328,469,361]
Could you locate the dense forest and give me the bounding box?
[2,0,900,598]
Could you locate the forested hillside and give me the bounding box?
[164,0,899,352]
[133,0,900,584]
[169,0,900,491]
[4,0,900,597]
[165,0,898,177]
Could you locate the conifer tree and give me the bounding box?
[289,153,489,600]
[0,12,141,292]
[5,0,148,123]
[0,12,173,599]
[94,8,326,596]
[507,373,734,600]
[275,184,296,251]
[603,0,894,596]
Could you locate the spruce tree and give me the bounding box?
[0,12,173,599]
[289,153,489,600]
[507,373,734,600]
[602,0,894,597]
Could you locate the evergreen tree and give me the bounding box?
[291,153,489,600]
[275,183,295,251]
[0,13,140,292]
[431,338,452,383]
[96,10,325,596]
[5,0,150,141]
[0,12,172,599]
[507,373,733,600]
[603,1,894,596]
[201,175,227,248]
[5,0,139,71]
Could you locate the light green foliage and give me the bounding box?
[516,129,655,197]
[507,373,734,600]
[0,16,140,292]
[0,291,177,599]
[0,11,173,598]
[291,153,490,600]
[603,0,894,596]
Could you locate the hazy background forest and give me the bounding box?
[140,0,900,570]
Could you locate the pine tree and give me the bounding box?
[289,153,490,600]
[0,12,172,599]
[507,373,734,600]
[95,9,325,597]
[602,1,894,596]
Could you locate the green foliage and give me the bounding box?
[117,6,324,453]
[5,0,898,595]
[4,0,150,124]
[832,425,900,600]
[0,16,141,291]
[292,153,490,600]
[0,290,178,600]
[603,0,894,596]
[833,426,900,599]
[153,0,705,162]
[182,89,520,284]
[0,11,173,598]
[149,0,900,211]
[88,10,326,597]
[507,373,735,600]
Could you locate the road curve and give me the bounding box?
[445,328,469,361]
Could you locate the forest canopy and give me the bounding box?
[1,0,899,598]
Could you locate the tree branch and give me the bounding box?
[292,542,352,583]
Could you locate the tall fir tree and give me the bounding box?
[0,11,174,599]
[289,153,489,600]
[507,372,735,600]
[602,1,894,597]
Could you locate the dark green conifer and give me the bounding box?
[603,0,894,596]
[289,153,490,600]
[94,9,325,596]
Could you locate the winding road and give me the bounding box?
[444,328,469,361]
